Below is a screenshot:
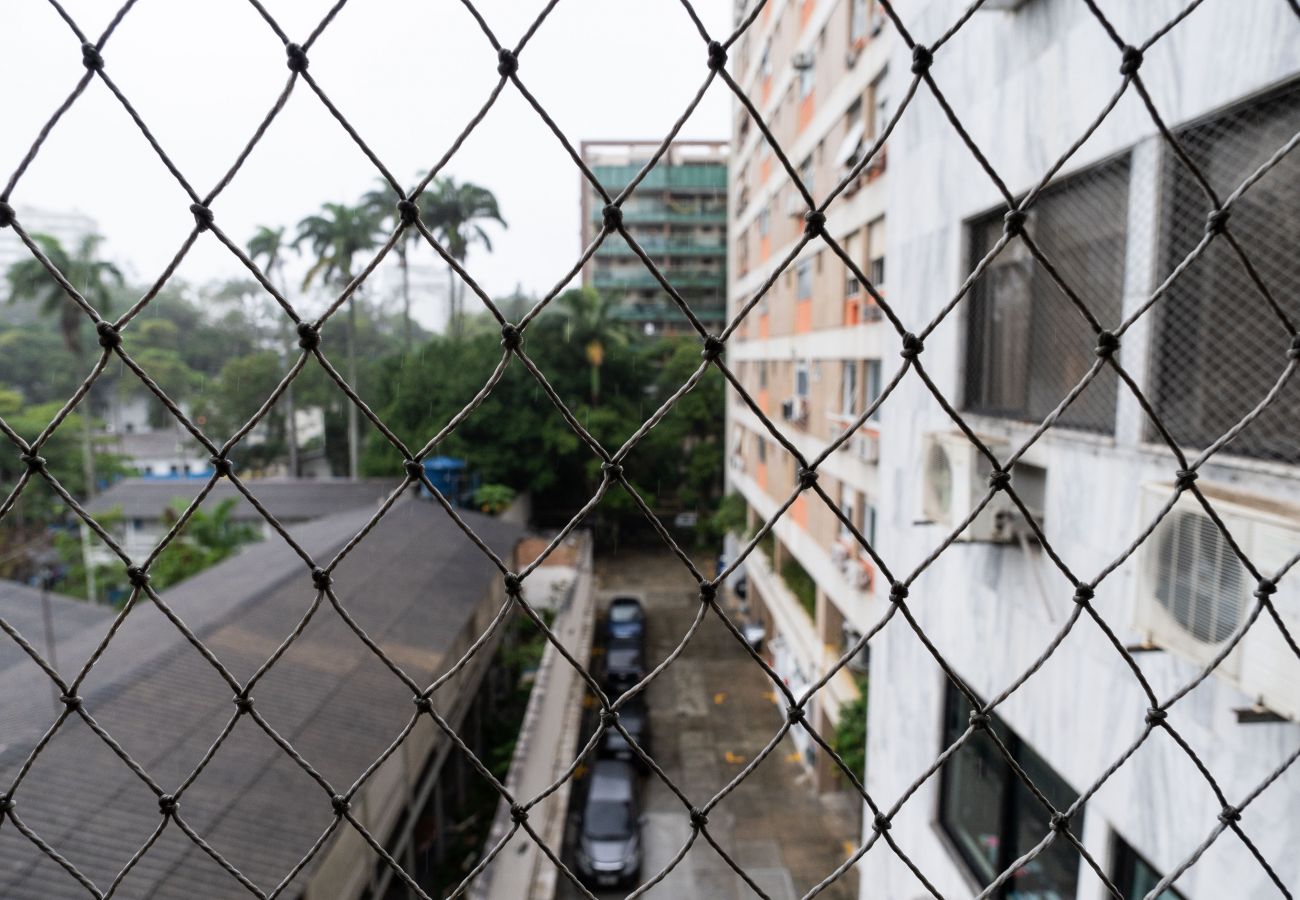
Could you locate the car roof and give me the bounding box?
[609,595,643,606]
[588,760,636,800]
[606,645,642,666]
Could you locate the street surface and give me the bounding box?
[558,548,860,900]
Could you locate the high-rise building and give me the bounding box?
[724,0,893,790]
[580,140,729,335]
[862,4,1300,899]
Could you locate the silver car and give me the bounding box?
[576,759,642,888]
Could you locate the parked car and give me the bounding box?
[603,640,646,695]
[601,695,651,764]
[576,759,642,888]
[605,595,646,645]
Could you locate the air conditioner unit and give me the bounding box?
[851,429,880,464]
[1133,483,1300,720]
[781,397,808,424]
[919,431,1015,542]
[792,52,815,71]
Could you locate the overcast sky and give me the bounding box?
[1,0,731,324]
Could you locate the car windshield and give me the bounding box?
[610,603,641,623]
[607,648,640,670]
[585,800,632,840]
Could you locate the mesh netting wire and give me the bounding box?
[0,0,1298,898]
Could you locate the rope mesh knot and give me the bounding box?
[1095,330,1119,358]
[797,467,818,491]
[330,794,350,816]
[1219,806,1242,825]
[911,44,933,74]
[601,461,624,481]
[701,334,725,360]
[988,469,1011,491]
[803,210,826,235]
[60,694,82,710]
[210,455,234,477]
[968,710,991,730]
[403,458,424,480]
[189,203,215,231]
[509,803,528,824]
[413,695,434,715]
[503,573,522,596]
[396,199,419,226]
[1205,208,1231,235]
[285,43,309,73]
[707,40,727,71]
[311,568,332,590]
[786,705,806,724]
[234,694,254,713]
[81,42,104,71]
[1288,334,1300,360]
[500,323,522,350]
[1254,579,1277,599]
[0,201,14,229]
[126,566,150,589]
[1119,45,1143,76]
[873,813,891,832]
[689,807,709,829]
[157,795,178,817]
[96,320,122,349]
[0,796,12,814]
[1050,813,1071,833]
[599,707,618,727]
[1145,707,1168,725]
[297,321,321,350]
[900,332,925,360]
[1003,208,1027,236]
[1073,584,1095,605]
[496,48,518,77]
[889,581,909,603]
[20,453,46,473]
[602,204,623,230]
[1174,469,1198,490]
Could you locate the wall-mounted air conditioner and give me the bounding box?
[781,397,808,425]
[843,626,870,673]
[1133,483,1300,720]
[792,52,815,71]
[919,431,1018,542]
[851,429,880,465]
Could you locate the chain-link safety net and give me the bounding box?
[1,0,1299,899]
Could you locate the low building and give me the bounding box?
[0,496,525,899]
[581,140,729,335]
[85,477,398,561]
[98,429,213,480]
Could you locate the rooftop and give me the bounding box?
[0,497,524,898]
[86,478,400,523]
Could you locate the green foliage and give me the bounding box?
[362,292,725,540]
[708,492,750,542]
[5,233,123,352]
[832,678,869,784]
[781,555,817,619]
[473,483,517,515]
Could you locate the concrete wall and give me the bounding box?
[863,2,1300,898]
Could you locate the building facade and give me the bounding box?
[724,0,893,788]
[580,140,729,335]
[861,2,1300,899]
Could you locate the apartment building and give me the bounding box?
[862,2,1300,899]
[724,0,893,788]
[580,140,729,334]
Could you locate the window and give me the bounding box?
[963,157,1129,432]
[844,229,863,296]
[796,260,813,299]
[1150,79,1300,464]
[795,361,810,399]
[867,217,886,290]
[938,682,1084,899]
[759,360,768,389]
[841,361,858,415]
[850,0,869,44]
[760,44,771,78]
[798,62,815,100]
[1111,834,1187,900]
[758,204,771,236]
[865,359,882,420]
[863,502,877,546]
[871,70,889,139]
[757,436,767,463]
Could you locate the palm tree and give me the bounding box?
[6,233,123,353]
[554,287,630,406]
[361,181,422,351]
[422,178,506,337]
[295,203,381,480]
[7,233,123,602]
[246,225,300,478]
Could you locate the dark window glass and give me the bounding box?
[1111,833,1187,900]
[1151,79,1300,463]
[938,682,1083,899]
[964,158,1129,433]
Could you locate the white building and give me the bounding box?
[862,2,1300,898]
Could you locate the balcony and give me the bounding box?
[591,270,725,291]
[594,238,727,258]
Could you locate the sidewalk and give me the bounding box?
[475,533,595,900]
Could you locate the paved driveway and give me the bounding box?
[558,548,860,900]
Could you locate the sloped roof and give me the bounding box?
[0,581,112,682]
[0,497,524,899]
[85,478,400,523]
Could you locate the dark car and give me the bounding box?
[601,695,651,764]
[606,595,646,645]
[603,641,646,695]
[576,759,642,888]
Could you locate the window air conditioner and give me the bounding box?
[851,429,880,464]
[1133,483,1300,720]
[782,397,808,424]
[843,626,870,673]
[919,431,1017,542]
[792,52,815,71]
